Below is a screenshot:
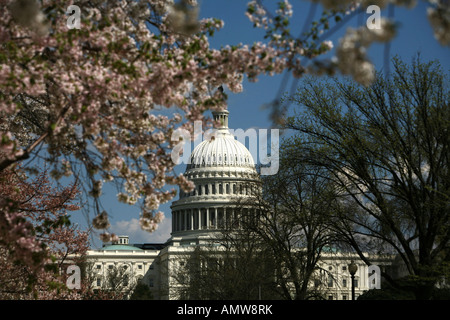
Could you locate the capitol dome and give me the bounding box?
[187,110,255,170]
[170,108,260,245]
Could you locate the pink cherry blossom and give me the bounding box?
[0,0,435,245]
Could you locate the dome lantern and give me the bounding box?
[212,109,229,129]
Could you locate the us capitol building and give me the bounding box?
[83,108,394,300]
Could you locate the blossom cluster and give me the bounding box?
[336,18,396,86]
[0,165,88,299]
[427,1,450,46]
[140,210,165,232]
[0,0,311,239]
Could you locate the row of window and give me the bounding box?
[331,277,358,288]
[95,277,155,288]
[186,171,255,180]
[117,238,129,245]
[328,294,359,300]
[314,276,359,289]
[180,182,255,198]
[189,153,251,166]
[95,263,154,271]
[327,265,348,272]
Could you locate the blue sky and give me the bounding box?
[71,1,449,248]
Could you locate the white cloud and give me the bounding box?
[110,217,172,244]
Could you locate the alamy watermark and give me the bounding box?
[171,121,279,176]
[67,4,384,31]
[368,264,381,289]
[66,5,81,30]
[366,5,382,30]
[66,265,81,289]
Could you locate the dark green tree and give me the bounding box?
[238,158,336,300]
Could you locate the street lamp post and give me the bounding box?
[348,260,358,301]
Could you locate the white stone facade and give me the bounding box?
[86,237,163,299]
[313,253,394,300]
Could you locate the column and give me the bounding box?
[203,209,207,229]
[190,209,194,230]
[198,208,201,230]
[172,211,175,232]
[186,209,190,230]
[179,210,182,231]
[230,208,234,228]
[206,208,210,229]
[209,208,213,229]
[223,207,227,229]
[214,208,219,229]
[194,209,198,230]
[174,211,178,232]
[178,210,181,231]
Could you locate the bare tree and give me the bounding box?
[170,238,281,300]
[170,156,336,300]
[97,264,138,299]
[231,159,336,300]
[284,55,450,299]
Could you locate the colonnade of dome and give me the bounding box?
[172,206,258,232]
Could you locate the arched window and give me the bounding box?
[226,184,230,194]
[205,184,209,195]
[219,184,223,194]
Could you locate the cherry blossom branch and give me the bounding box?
[0,104,70,172]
